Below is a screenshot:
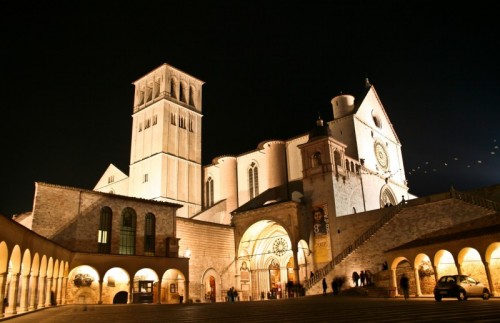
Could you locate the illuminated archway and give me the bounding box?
[485,242,500,296]
[458,247,487,287]
[434,250,457,278]
[414,253,435,296]
[133,268,158,304]
[103,267,130,304]
[161,269,184,304]
[237,220,293,301]
[67,265,99,305]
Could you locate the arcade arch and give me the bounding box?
[387,242,500,298]
[236,220,311,301]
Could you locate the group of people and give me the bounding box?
[351,270,372,287]
[321,276,346,295]
[226,287,239,302]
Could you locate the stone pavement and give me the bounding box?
[2,295,500,323]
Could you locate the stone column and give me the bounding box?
[37,275,46,308]
[156,281,161,304]
[19,273,30,312]
[45,277,53,307]
[61,276,68,305]
[185,280,190,304]
[128,280,133,304]
[413,267,422,297]
[56,276,63,305]
[484,262,495,296]
[6,273,20,314]
[0,272,7,317]
[390,268,398,297]
[98,280,103,304]
[28,274,39,310]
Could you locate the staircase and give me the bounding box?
[450,186,500,211]
[304,187,499,291]
[304,202,404,290]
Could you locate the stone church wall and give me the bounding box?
[176,218,235,302]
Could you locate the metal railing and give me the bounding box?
[450,186,500,211]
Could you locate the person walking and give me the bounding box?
[352,271,359,287]
[360,270,366,286]
[322,278,327,295]
[400,274,410,299]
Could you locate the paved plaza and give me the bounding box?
[2,295,500,323]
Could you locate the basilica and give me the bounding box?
[1,63,499,317]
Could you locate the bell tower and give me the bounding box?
[128,64,204,218]
[298,117,348,265]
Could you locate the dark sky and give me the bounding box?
[1,1,498,216]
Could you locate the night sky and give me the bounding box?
[1,1,498,216]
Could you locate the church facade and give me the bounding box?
[92,63,413,301]
[1,63,499,317]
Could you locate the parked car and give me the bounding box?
[434,275,491,301]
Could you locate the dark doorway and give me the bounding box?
[113,291,128,304]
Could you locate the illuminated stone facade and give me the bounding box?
[1,64,499,319]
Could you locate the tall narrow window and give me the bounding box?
[144,213,155,256]
[119,207,136,255]
[170,79,177,99]
[138,90,144,105]
[248,162,259,199]
[146,86,152,102]
[180,82,186,103]
[153,81,160,98]
[189,86,195,107]
[205,177,214,207]
[98,207,112,253]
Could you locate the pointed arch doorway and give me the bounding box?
[237,220,300,301]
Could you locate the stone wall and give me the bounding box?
[32,182,178,256]
[313,196,495,292]
[176,218,235,302]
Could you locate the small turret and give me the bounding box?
[331,94,355,119]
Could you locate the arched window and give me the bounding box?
[144,213,155,256]
[189,86,196,107]
[120,207,136,255]
[180,82,187,103]
[153,81,160,98]
[248,162,259,199]
[206,177,214,207]
[138,90,144,105]
[334,151,342,170]
[98,206,112,253]
[170,78,177,99]
[312,152,322,167]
